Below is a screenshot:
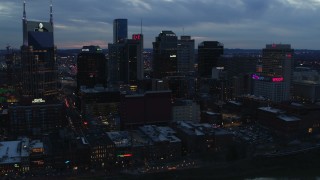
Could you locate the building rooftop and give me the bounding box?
[228,100,242,106]
[107,131,132,148]
[258,107,284,114]
[175,121,215,136]
[139,125,181,143]
[277,114,301,122]
[291,102,304,107]
[30,140,43,149]
[0,138,29,165]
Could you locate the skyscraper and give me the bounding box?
[113,19,128,44]
[177,36,195,73]
[253,44,294,102]
[109,19,128,85]
[124,39,143,83]
[108,43,125,85]
[152,30,178,78]
[11,1,65,136]
[198,41,224,78]
[132,34,144,80]
[77,46,107,90]
[21,1,57,100]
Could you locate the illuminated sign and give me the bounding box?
[81,49,89,52]
[216,67,224,70]
[117,154,132,157]
[252,74,284,82]
[286,53,292,58]
[170,55,176,58]
[32,148,44,153]
[132,34,141,40]
[252,74,264,80]
[32,98,45,103]
[272,77,284,82]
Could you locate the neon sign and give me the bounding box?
[272,77,283,82]
[252,74,283,82]
[252,74,264,80]
[117,154,132,157]
[132,34,141,40]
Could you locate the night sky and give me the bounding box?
[1,0,320,49]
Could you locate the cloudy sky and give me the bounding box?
[1,0,320,49]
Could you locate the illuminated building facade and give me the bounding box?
[152,31,178,78]
[253,44,294,102]
[21,1,58,100]
[77,46,107,90]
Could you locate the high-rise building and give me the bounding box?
[113,19,128,44]
[124,39,143,83]
[198,41,224,78]
[108,19,128,86]
[77,46,107,90]
[108,43,125,85]
[152,30,178,78]
[253,44,294,102]
[177,36,195,73]
[21,1,57,100]
[132,34,144,80]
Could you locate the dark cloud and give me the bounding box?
[0,0,319,49]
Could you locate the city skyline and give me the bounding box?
[1,0,320,49]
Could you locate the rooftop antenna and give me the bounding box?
[140,18,143,34]
[183,27,185,35]
[23,0,26,20]
[50,0,53,25]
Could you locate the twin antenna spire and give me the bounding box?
[23,0,53,24]
[50,0,53,24]
[23,1,26,20]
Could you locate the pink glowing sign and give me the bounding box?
[132,34,141,40]
[252,74,260,80]
[272,77,284,82]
